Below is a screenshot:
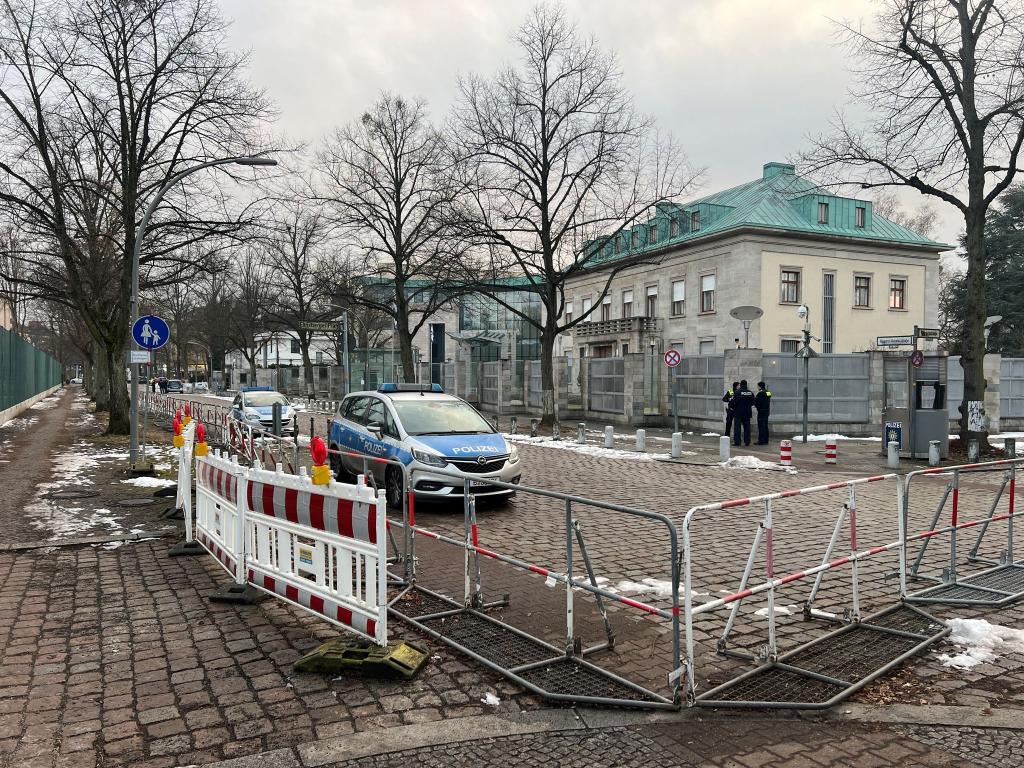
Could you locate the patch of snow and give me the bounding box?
[614,578,677,598]
[120,476,176,488]
[481,692,501,706]
[2,414,39,431]
[702,432,721,437]
[754,604,800,618]
[504,433,676,460]
[937,618,1024,670]
[719,455,797,474]
[30,396,59,411]
[793,433,882,442]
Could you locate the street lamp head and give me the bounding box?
[985,315,1003,328]
[234,156,277,166]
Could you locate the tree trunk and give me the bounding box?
[539,326,556,426]
[105,341,130,434]
[959,203,989,445]
[398,324,415,382]
[94,342,110,411]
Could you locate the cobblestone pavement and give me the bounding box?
[896,725,1024,768]
[2,392,1023,766]
[330,720,969,767]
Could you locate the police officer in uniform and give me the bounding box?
[732,379,755,446]
[755,381,772,445]
[722,381,739,438]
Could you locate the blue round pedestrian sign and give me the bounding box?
[132,315,170,350]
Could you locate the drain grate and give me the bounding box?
[420,612,557,668]
[117,498,160,508]
[394,589,460,618]
[47,490,99,500]
[518,658,655,702]
[864,605,945,636]
[784,627,921,683]
[702,667,845,705]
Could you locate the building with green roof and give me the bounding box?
[565,162,950,357]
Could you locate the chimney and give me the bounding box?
[763,162,795,180]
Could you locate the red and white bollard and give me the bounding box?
[825,438,838,465]
[779,439,792,467]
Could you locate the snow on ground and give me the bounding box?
[720,455,797,474]
[793,433,882,442]
[120,476,176,488]
[754,604,801,618]
[2,414,39,431]
[937,618,1024,670]
[29,395,60,411]
[504,433,678,460]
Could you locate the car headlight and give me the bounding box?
[508,444,520,464]
[243,408,261,421]
[413,448,447,468]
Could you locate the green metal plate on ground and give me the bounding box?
[294,638,430,679]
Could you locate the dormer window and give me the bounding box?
[631,229,639,249]
[669,217,679,237]
[855,206,866,228]
[818,202,829,224]
[648,223,658,244]
[690,210,701,232]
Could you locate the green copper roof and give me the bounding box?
[587,163,950,266]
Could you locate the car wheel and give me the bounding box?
[330,447,354,483]
[385,466,404,509]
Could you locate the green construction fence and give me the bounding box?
[0,326,62,413]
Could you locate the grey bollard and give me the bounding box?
[928,440,940,466]
[577,423,586,444]
[968,439,980,463]
[510,416,518,434]
[1006,438,1016,458]
[635,429,646,452]
[604,425,614,448]
[720,435,731,461]
[671,432,682,459]
[530,418,539,438]
[552,422,561,441]
[887,440,900,469]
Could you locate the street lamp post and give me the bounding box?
[129,156,276,468]
[795,304,818,445]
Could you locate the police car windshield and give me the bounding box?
[244,392,288,407]
[391,400,492,435]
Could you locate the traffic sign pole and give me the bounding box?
[664,349,682,434]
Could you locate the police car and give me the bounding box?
[329,383,521,508]
[230,386,298,437]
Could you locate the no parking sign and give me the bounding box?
[664,348,681,368]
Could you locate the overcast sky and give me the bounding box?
[218,0,963,250]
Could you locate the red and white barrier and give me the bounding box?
[195,450,244,577]
[175,420,196,538]
[779,440,792,467]
[825,439,838,465]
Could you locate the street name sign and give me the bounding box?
[130,350,151,364]
[876,335,915,347]
[299,321,343,333]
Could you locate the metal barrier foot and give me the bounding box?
[294,638,429,679]
[161,505,185,520]
[167,540,204,557]
[207,582,264,604]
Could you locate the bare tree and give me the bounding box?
[0,0,273,432]
[225,248,272,381]
[868,191,939,238]
[261,201,344,398]
[452,5,697,422]
[314,93,470,380]
[804,0,1024,444]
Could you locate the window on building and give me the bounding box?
[622,343,629,355]
[889,278,906,309]
[669,218,680,238]
[671,279,685,315]
[690,210,701,232]
[854,275,871,307]
[780,269,800,303]
[780,338,800,353]
[290,339,300,354]
[855,206,866,228]
[700,273,715,312]
[564,299,574,324]
[582,296,592,317]
[621,289,633,318]
[822,272,835,354]
[648,223,658,244]
[818,202,829,224]
[645,285,658,317]
[699,339,715,355]
[631,229,639,249]
[614,237,622,254]
[600,294,611,321]
[316,350,323,364]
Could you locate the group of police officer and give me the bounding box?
[722,380,772,446]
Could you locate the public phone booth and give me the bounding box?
[882,351,949,459]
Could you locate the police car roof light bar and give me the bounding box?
[240,386,274,392]
[378,383,444,394]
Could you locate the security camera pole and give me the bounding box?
[795,304,818,444]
